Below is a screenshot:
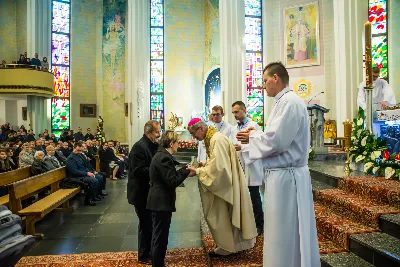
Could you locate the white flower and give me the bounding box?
[364,162,374,172]
[357,129,362,137]
[385,167,395,179]
[351,136,356,141]
[363,151,367,155]
[372,166,380,174]
[370,151,381,160]
[357,118,364,126]
[356,155,365,162]
[361,136,368,146]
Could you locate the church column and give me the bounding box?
[27,0,52,133]
[333,0,367,134]
[27,0,52,61]
[27,96,47,134]
[220,0,246,125]
[126,0,150,147]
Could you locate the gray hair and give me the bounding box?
[34,151,44,159]
[144,120,160,134]
[190,120,208,131]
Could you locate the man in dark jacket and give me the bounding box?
[128,120,160,265]
[85,128,95,140]
[74,127,85,142]
[66,143,104,206]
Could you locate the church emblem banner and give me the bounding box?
[293,78,311,98]
[284,1,320,68]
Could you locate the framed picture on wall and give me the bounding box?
[22,107,27,121]
[284,1,320,68]
[80,104,97,117]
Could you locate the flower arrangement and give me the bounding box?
[178,140,198,149]
[349,108,400,180]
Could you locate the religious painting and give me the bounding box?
[293,78,312,98]
[284,1,320,68]
[204,67,222,112]
[80,104,97,118]
[22,107,27,121]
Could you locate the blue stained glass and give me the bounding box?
[245,17,261,35]
[52,33,70,65]
[150,0,164,128]
[245,0,262,16]
[52,2,70,33]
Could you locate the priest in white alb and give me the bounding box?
[187,118,257,257]
[237,62,320,267]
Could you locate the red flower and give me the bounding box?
[395,154,400,162]
[383,150,390,160]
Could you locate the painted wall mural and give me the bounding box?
[204,0,220,73]
[102,0,126,141]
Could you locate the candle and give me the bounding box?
[365,21,373,88]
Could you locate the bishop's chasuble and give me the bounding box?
[196,127,257,254]
[242,87,320,267]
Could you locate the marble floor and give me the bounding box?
[24,176,202,256]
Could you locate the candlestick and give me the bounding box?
[343,121,353,148]
[365,21,373,88]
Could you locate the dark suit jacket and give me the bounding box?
[146,147,189,212]
[127,135,158,207]
[66,153,90,178]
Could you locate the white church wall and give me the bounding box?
[389,0,400,101]
[164,0,205,129]
[263,0,335,119]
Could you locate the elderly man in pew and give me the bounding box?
[66,142,105,206]
[30,151,57,176]
[44,145,61,169]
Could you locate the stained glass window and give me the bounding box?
[150,0,164,129]
[245,0,263,128]
[51,0,71,133]
[369,0,388,80]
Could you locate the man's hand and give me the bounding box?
[87,172,95,178]
[198,162,205,167]
[236,127,255,144]
[234,144,241,151]
[381,101,389,110]
[186,166,197,177]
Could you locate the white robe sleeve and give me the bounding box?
[383,81,396,105]
[248,104,302,160]
[357,82,366,110]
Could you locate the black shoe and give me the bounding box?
[208,251,224,257]
[97,194,104,199]
[93,197,102,201]
[84,200,97,206]
[257,227,264,236]
[137,257,152,265]
[100,192,108,196]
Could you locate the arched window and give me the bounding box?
[369,0,389,80]
[51,0,71,136]
[150,0,165,129]
[245,0,264,128]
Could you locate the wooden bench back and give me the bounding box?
[0,167,31,187]
[11,167,67,199]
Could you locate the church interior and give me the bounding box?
[0,0,400,266]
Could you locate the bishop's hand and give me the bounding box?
[187,166,197,177]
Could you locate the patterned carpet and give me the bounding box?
[315,189,400,228]
[202,234,263,266]
[338,176,400,208]
[16,248,208,267]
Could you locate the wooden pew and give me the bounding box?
[0,167,32,206]
[8,167,80,238]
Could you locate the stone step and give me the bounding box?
[320,252,374,267]
[315,189,400,230]
[349,232,400,267]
